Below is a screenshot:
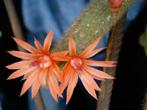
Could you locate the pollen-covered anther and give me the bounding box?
[70,57,83,71]
[39,55,52,68]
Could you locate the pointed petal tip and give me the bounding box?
[6,65,11,69]
[97,87,102,91]
[12,37,20,44]
[43,31,54,51]
[46,30,54,38]
[94,96,98,100]
[7,75,14,80]
[12,37,23,42]
[7,51,16,56]
[113,61,118,65]
[66,101,68,105]
[12,37,16,41]
[53,96,58,102]
[58,91,64,98]
[59,94,63,98]
[34,37,37,41]
[7,51,12,54]
[6,64,17,70]
[31,93,37,99]
[7,74,21,80]
[106,75,115,79]
[7,77,12,80]
[92,91,98,100]
[66,99,70,105]
[19,91,24,97]
[7,51,18,55]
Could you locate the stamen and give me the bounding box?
[39,55,52,68]
[70,57,83,71]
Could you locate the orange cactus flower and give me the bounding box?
[60,36,116,104]
[6,31,68,102]
[108,0,123,12]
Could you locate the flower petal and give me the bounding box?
[22,73,29,80]
[79,72,97,100]
[51,63,61,81]
[50,69,60,95]
[20,69,39,96]
[83,48,104,58]
[80,36,102,58]
[43,31,53,51]
[38,69,48,86]
[48,69,59,102]
[31,78,41,98]
[66,70,78,104]
[6,61,30,69]
[59,64,71,96]
[8,51,39,59]
[51,50,69,61]
[8,67,37,80]
[34,38,43,50]
[79,69,101,91]
[84,60,116,67]
[69,36,76,56]
[84,65,114,79]
[60,63,70,80]
[13,37,37,53]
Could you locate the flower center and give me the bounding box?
[39,55,52,68]
[31,55,52,68]
[70,57,83,71]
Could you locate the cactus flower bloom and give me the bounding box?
[60,36,116,104]
[6,31,68,102]
[108,0,123,12]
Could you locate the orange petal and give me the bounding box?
[60,63,70,80]
[6,61,30,69]
[84,65,114,79]
[79,72,97,100]
[80,36,102,57]
[80,70,101,91]
[50,70,60,95]
[51,50,69,61]
[22,73,30,80]
[43,31,53,51]
[34,38,43,50]
[48,83,58,102]
[47,69,59,102]
[66,71,78,104]
[83,48,104,58]
[59,64,71,96]
[8,51,38,59]
[8,67,37,80]
[13,37,37,53]
[31,78,41,98]
[38,69,48,86]
[52,56,70,62]
[51,63,61,81]
[69,36,76,56]
[20,69,39,96]
[84,60,116,67]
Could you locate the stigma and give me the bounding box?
[31,55,52,68]
[70,57,83,71]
